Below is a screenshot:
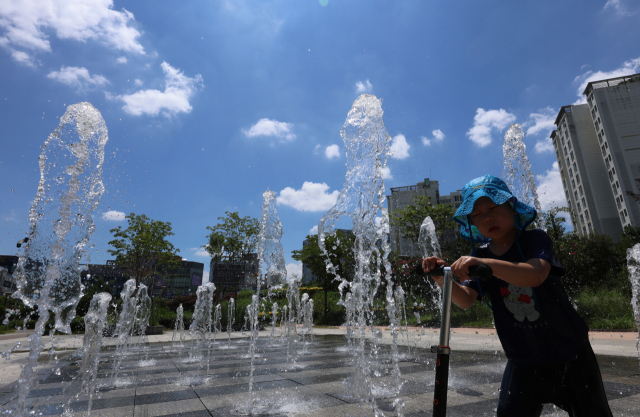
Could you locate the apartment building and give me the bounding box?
[552,74,640,239]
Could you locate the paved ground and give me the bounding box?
[1,328,639,416]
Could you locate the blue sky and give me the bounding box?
[1,0,639,281]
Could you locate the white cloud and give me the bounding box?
[390,134,410,159]
[286,262,302,279]
[309,225,318,234]
[604,0,630,16]
[0,0,144,64]
[203,270,210,284]
[466,108,517,147]
[278,182,340,212]
[381,166,392,180]
[102,210,125,221]
[574,57,640,102]
[47,66,109,92]
[355,79,373,94]
[191,247,210,258]
[116,56,127,64]
[325,144,340,159]
[522,107,557,153]
[134,79,143,86]
[242,118,295,141]
[116,62,203,116]
[536,162,567,212]
[421,129,445,146]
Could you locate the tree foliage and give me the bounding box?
[389,195,457,247]
[203,212,259,262]
[108,213,180,288]
[291,230,355,323]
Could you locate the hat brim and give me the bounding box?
[453,188,537,243]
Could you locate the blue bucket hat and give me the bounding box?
[453,175,537,243]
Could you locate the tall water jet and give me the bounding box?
[213,304,222,343]
[134,284,152,359]
[268,302,278,343]
[13,102,108,415]
[112,279,137,380]
[227,298,235,345]
[628,243,640,355]
[189,283,216,361]
[61,293,112,416]
[245,190,287,410]
[172,303,185,348]
[502,124,542,226]
[317,94,403,414]
[419,216,443,311]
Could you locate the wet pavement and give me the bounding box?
[1,332,639,416]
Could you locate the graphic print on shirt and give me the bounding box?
[500,284,540,322]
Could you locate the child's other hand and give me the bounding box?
[451,256,482,281]
[422,257,446,277]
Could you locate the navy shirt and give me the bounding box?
[460,229,589,365]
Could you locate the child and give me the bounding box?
[422,175,612,417]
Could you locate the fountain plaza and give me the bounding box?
[1,327,638,416]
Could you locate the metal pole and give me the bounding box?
[432,267,453,417]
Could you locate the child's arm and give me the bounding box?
[451,256,551,288]
[422,257,479,310]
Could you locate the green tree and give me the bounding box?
[291,230,355,323]
[389,195,457,249]
[203,212,260,292]
[539,207,570,243]
[108,213,180,289]
[203,212,260,261]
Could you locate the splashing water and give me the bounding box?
[502,124,541,225]
[627,243,640,356]
[13,102,108,415]
[269,302,278,343]
[419,216,444,311]
[317,94,403,415]
[61,293,111,417]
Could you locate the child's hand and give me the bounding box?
[451,256,482,281]
[422,257,447,278]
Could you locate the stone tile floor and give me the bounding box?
[1,334,639,416]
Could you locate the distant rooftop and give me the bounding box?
[554,105,573,126]
[583,73,640,96]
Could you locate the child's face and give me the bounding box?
[469,196,516,241]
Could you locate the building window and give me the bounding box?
[594,105,597,113]
[573,162,577,171]
[601,145,606,155]
[566,157,570,166]
[580,214,584,224]
[609,170,614,182]
[574,191,578,200]
[605,142,608,149]
[564,146,568,155]
[616,197,621,209]
[624,209,628,217]
[570,151,574,160]
[579,186,583,196]
[576,173,580,183]
[582,197,586,207]
[611,167,616,176]
[569,168,573,177]
[588,223,593,232]
[577,202,581,211]
[568,141,572,149]
[605,158,610,169]
[572,179,576,188]
[584,210,588,219]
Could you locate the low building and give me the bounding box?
[0,255,19,295]
[209,254,258,293]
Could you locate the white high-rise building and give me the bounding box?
[552,74,640,239]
